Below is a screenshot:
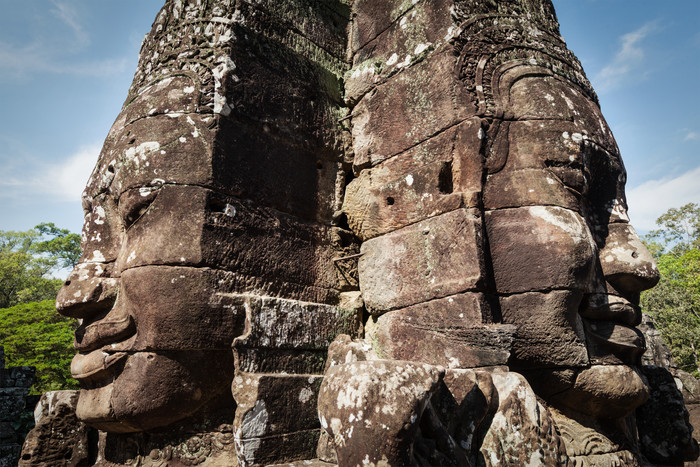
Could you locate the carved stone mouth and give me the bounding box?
[579,293,641,326]
[583,319,646,363]
[74,307,136,352]
[71,350,128,383]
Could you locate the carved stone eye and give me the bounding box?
[118,187,161,228]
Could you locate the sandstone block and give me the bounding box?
[551,365,649,420]
[351,48,471,169]
[583,319,645,366]
[485,206,596,293]
[77,350,235,433]
[344,159,463,241]
[118,185,343,300]
[347,0,455,103]
[484,168,580,212]
[371,293,515,368]
[499,290,588,368]
[109,114,217,196]
[358,209,486,313]
[318,360,443,466]
[598,222,659,293]
[233,295,357,374]
[116,266,245,351]
[233,373,324,466]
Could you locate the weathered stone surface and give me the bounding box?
[318,360,443,467]
[598,222,659,293]
[95,407,238,467]
[485,206,597,294]
[351,48,472,169]
[233,373,323,466]
[0,349,35,467]
[324,334,378,371]
[347,0,456,103]
[345,160,463,241]
[19,391,92,467]
[583,319,646,366]
[484,168,581,212]
[500,290,589,368]
[232,295,358,374]
[636,365,699,465]
[550,407,641,466]
[551,365,649,419]
[359,209,486,313]
[478,371,567,466]
[371,294,514,368]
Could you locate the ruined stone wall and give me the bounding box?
[0,347,35,467]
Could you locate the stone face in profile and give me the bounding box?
[55,0,353,437]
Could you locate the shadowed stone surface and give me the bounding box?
[0,347,35,467]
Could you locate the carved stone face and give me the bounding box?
[484,73,659,418]
[54,85,246,432]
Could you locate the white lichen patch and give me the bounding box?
[528,206,590,246]
[125,141,161,166]
[298,387,314,404]
[414,42,430,55]
[90,250,106,262]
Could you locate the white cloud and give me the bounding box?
[49,0,89,47]
[627,164,700,232]
[49,145,100,201]
[0,41,129,78]
[594,22,659,91]
[684,131,699,141]
[0,144,99,202]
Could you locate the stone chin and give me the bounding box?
[75,351,233,432]
[552,364,650,419]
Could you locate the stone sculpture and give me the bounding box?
[44,0,698,465]
[54,0,357,462]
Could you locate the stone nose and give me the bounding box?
[598,223,659,294]
[56,262,118,319]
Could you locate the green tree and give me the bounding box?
[0,224,80,308]
[34,222,82,270]
[648,202,700,254]
[0,300,78,393]
[642,204,700,377]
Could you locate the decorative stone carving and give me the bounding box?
[19,391,92,466]
[35,0,699,465]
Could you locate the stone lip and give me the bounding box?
[70,350,127,383]
[579,293,641,327]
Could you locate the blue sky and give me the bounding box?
[0,0,698,237]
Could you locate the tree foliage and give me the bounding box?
[0,224,80,308]
[642,203,700,377]
[0,300,78,394]
[0,223,81,393]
